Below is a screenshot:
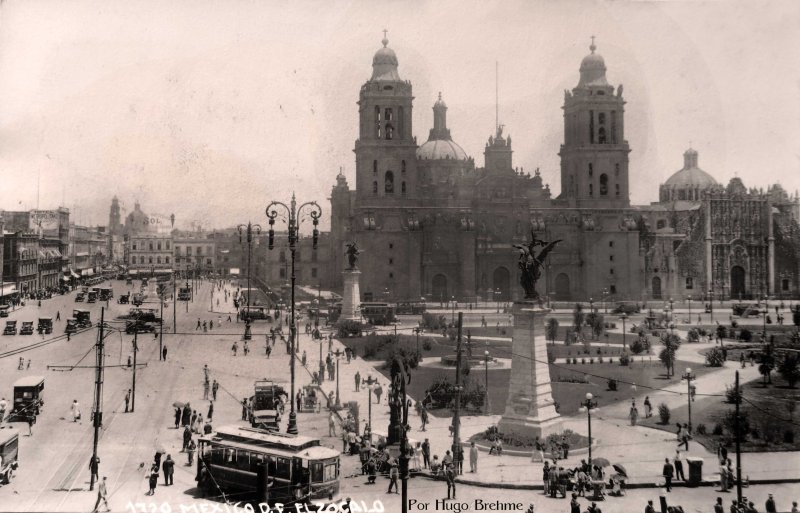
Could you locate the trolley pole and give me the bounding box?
[173,276,177,334]
[451,312,463,475]
[89,307,106,492]
[400,357,410,513]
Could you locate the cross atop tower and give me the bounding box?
[382,29,389,47]
[590,35,596,53]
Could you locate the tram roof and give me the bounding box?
[0,426,19,445]
[13,375,45,388]
[211,425,323,450]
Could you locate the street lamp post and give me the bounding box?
[687,295,692,324]
[334,349,342,408]
[238,222,262,343]
[580,392,598,470]
[589,297,594,314]
[762,295,769,343]
[620,313,627,350]
[266,193,321,435]
[484,350,490,414]
[451,296,456,325]
[495,288,501,313]
[413,327,422,358]
[668,297,674,323]
[708,289,714,323]
[682,367,696,433]
[364,375,378,442]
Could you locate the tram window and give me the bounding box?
[252,453,266,472]
[311,462,323,482]
[211,444,224,465]
[225,448,236,464]
[236,451,250,471]
[276,457,291,478]
[324,462,337,481]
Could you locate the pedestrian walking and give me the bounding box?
[196,319,201,330]
[713,498,724,513]
[374,384,383,404]
[187,440,196,466]
[92,476,110,512]
[241,398,248,421]
[231,342,238,356]
[212,380,219,401]
[56,311,61,321]
[644,396,652,418]
[162,346,167,361]
[195,413,203,433]
[355,371,361,391]
[629,401,639,426]
[674,450,686,481]
[444,464,456,499]
[89,455,100,484]
[191,410,198,431]
[469,442,478,473]
[183,426,192,451]
[182,404,191,427]
[387,459,399,493]
[420,407,428,431]
[422,438,431,468]
[662,458,674,492]
[146,466,159,495]
[329,412,337,436]
[0,397,7,423]
[124,389,131,413]
[162,455,174,486]
[296,391,302,412]
[765,493,777,513]
[71,399,81,422]
[207,401,214,421]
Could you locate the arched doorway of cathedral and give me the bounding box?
[652,276,662,300]
[432,274,448,303]
[554,273,570,301]
[493,267,511,301]
[731,266,746,299]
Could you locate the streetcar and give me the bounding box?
[197,425,340,505]
[359,302,396,325]
[395,300,427,315]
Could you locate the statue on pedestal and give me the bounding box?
[387,356,411,445]
[345,242,360,270]
[514,230,562,300]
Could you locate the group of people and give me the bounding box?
[711,494,797,513]
[545,459,612,500]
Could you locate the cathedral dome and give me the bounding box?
[371,33,401,82]
[416,139,469,161]
[577,39,609,88]
[663,149,718,188]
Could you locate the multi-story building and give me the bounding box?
[329,36,800,303]
[173,234,215,275]
[69,224,109,279]
[2,232,39,294]
[126,233,173,275]
[262,232,334,291]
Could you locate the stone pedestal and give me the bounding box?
[341,269,361,321]
[497,301,562,440]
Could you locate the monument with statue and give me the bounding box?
[340,242,362,322]
[496,231,564,440]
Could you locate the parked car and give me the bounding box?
[0,427,19,485]
[73,310,92,328]
[3,321,17,336]
[64,319,78,334]
[87,292,97,303]
[0,305,9,318]
[118,294,130,304]
[75,292,85,302]
[8,376,44,421]
[37,318,53,335]
[125,320,156,334]
[19,322,34,335]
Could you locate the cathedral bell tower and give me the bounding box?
[354,32,417,205]
[559,38,630,208]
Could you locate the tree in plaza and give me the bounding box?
[573,303,585,336]
[658,332,681,377]
[778,353,800,388]
[545,318,559,345]
[586,312,605,340]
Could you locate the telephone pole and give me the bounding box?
[400,348,410,513]
[735,370,743,504]
[89,308,106,491]
[172,276,177,334]
[159,288,164,360]
[451,312,463,475]
[131,330,138,412]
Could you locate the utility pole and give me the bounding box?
[173,276,177,334]
[400,353,410,513]
[735,370,743,504]
[451,312,463,475]
[89,307,106,492]
[131,330,138,412]
[159,290,164,361]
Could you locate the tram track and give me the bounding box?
[0,328,95,360]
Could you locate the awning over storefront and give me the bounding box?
[229,268,240,275]
[70,270,80,279]
[76,252,89,257]
[154,268,173,274]
[129,270,139,276]
[0,283,18,297]
[61,276,70,281]
[81,269,94,277]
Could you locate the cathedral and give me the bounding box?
[329,36,800,303]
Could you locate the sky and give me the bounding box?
[0,0,798,231]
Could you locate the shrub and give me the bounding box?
[547,349,556,364]
[778,353,800,388]
[337,319,365,338]
[712,423,723,436]
[619,353,631,366]
[784,429,795,444]
[422,339,433,351]
[750,427,760,439]
[421,313,448,330]
[596,348,602,355]
[696,423,707,435]
[705,347,726,367]
[581,358,586,364]
[607,378,618,391]
[739,328,752,342]
[723,410,750,438]
[658,403,671,424]
[687,328,700,342]
[545,318,559,343]
[630,338,645,355]
[725,385,742,404]
[572,357,578,364]
[589,358,594,364]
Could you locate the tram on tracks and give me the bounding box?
[197,425,340,505]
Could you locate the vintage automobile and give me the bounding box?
[87,291,97,303]
[0,427,19,485]
[19,322,34,336]
[73,310,92,328]
[125,320,156,334]
[75,292,85,302]
[0,305,10,318]
[37,318,53,335]
[8,376,44,421]
[3,321,17,336]
[117,294,130,304]
[250,381,288,429]
[64,319,78,334]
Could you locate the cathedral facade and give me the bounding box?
[329,36,800,303]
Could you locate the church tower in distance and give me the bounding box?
[559,38,630,208]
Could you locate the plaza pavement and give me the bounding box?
[308,325,800,490]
